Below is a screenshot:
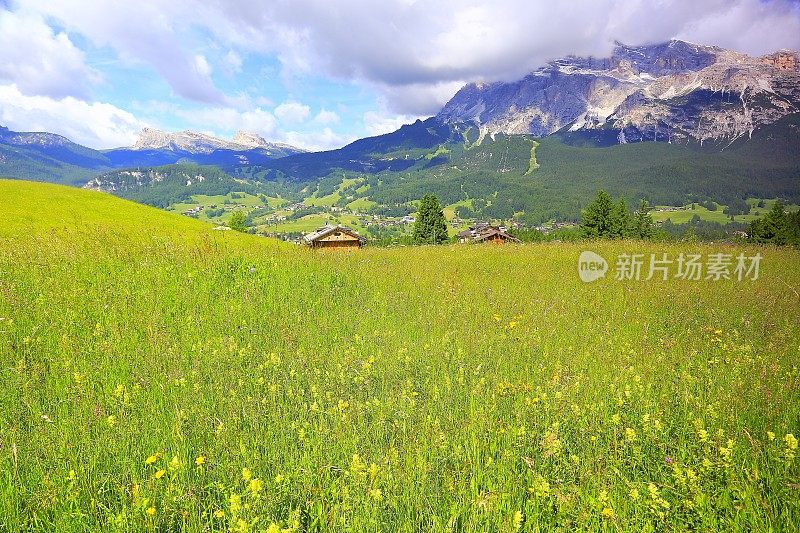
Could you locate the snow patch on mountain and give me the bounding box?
[438,40,800,145]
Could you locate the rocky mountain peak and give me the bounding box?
[232,130,268,148]
[438,40,800,146]
[131,128,303,154]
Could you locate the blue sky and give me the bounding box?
[1,0,799,150]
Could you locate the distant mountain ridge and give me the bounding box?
[0,125,304,184]
[437,40,800,146]
[130,127,304,156]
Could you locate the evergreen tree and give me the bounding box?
[228,210,248,233]
[580,190,615,238]
[749,201,788,244]
[631,199,654,239]
[413,194,449,244]
[609,197,632,238]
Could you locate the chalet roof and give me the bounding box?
[302,224,365,244]
[459,224,520,243]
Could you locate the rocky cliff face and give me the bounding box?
[131,127,304,155]
[0,126,73,147]
[437,40,800,146]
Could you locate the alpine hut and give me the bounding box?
[302,224,365,249]
[457,224,521,244]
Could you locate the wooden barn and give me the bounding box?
[303,225,365,249]
[457,224,521,244]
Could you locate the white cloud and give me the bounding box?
[0,9,99,99]
[274,101,310,124]
[281,128,356,151]
[223,50,243,75]
[363,110,423,137]
[378,81,467,115]
[175,106,278,138]
[313,109,340,125]
[0,84,144,148]
[26,0,227,104]
[194,55,212,77]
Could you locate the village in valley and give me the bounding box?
[169,186,553,246]
[169,180,799,247]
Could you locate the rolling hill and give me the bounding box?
[0,178,278,243]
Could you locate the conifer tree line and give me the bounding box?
[580,190,799,246]
[748,201,800,246]
[580,190,654,239]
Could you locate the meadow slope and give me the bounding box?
[1,180,799,531]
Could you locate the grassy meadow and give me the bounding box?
[1,180,799,531]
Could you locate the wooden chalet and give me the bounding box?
[302,225,365,249]
[457,224,521,244]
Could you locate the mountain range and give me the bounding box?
[0,126,305,185]
[1,40,798,223]
[438,40,800,147]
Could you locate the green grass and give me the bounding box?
[168,192,281,221]
[443,199,473,220]
[262,213,366,234]
[304,178,361,207]
[425,145,451,160]
[2,180,800,531]
[524,140,540,175]
[652,199,800,224]
[346,197,377,212]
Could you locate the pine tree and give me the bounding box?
[749,201,789,244]
[609,197,631,238]
[631,199,654,239]
[413,194,449,244]
[580,190,615,238]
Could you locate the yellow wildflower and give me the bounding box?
[195,455,206,466]
[248,478,264,495]
[368,463,380,479]
[145,453,160,465]
[214,509,225,519]
[369,487,383,501]
[106,415,117,427]
[154,469,166,479]
[229,494,242,515]
[624,427,636,442]
[767,431,776,441]
[785,433,798,460]
[512,510,524,531]
[242,467,252,482]
[146,506,156,516]
[602,507,615,519]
